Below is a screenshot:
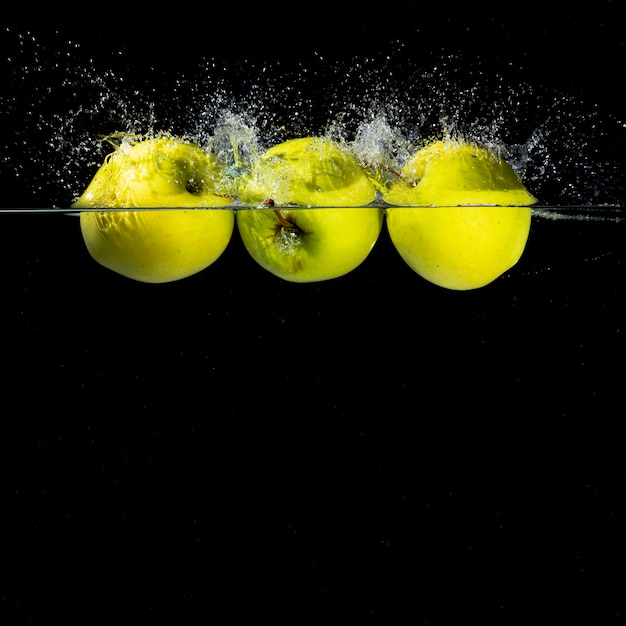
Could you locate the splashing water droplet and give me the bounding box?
[1,30,623,209]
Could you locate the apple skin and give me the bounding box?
[386,206,532,290]
[383,139,537,290]
[72,135,234,283]
[238,136,377,208]
[236,137,383,282]
[382,139,538,208]
[78,209,235,284]
[237,207,384,282]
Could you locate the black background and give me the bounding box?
[1,6,625,625]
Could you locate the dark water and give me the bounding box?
[1,14,625,625]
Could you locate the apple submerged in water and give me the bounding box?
[235,136,383,283]
[383,139,538,290]
[72,134,235,283]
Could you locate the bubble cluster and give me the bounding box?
[1,28,623,208]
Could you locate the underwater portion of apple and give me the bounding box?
[386,206,532,290]
[236,137,383,282]
[72,135,235,283]
[383,139,538,290]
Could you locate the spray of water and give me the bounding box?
[1,28,624,212]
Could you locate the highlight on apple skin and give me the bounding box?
[72,134,235,283]
[382,139,538,290]
[235,137,384,283]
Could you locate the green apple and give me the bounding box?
[383,139,538,290]
[236,137,383,282]
[72,134,235,283]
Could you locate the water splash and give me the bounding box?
[1,29,623,209]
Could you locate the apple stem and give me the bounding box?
[274,209,294,229]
